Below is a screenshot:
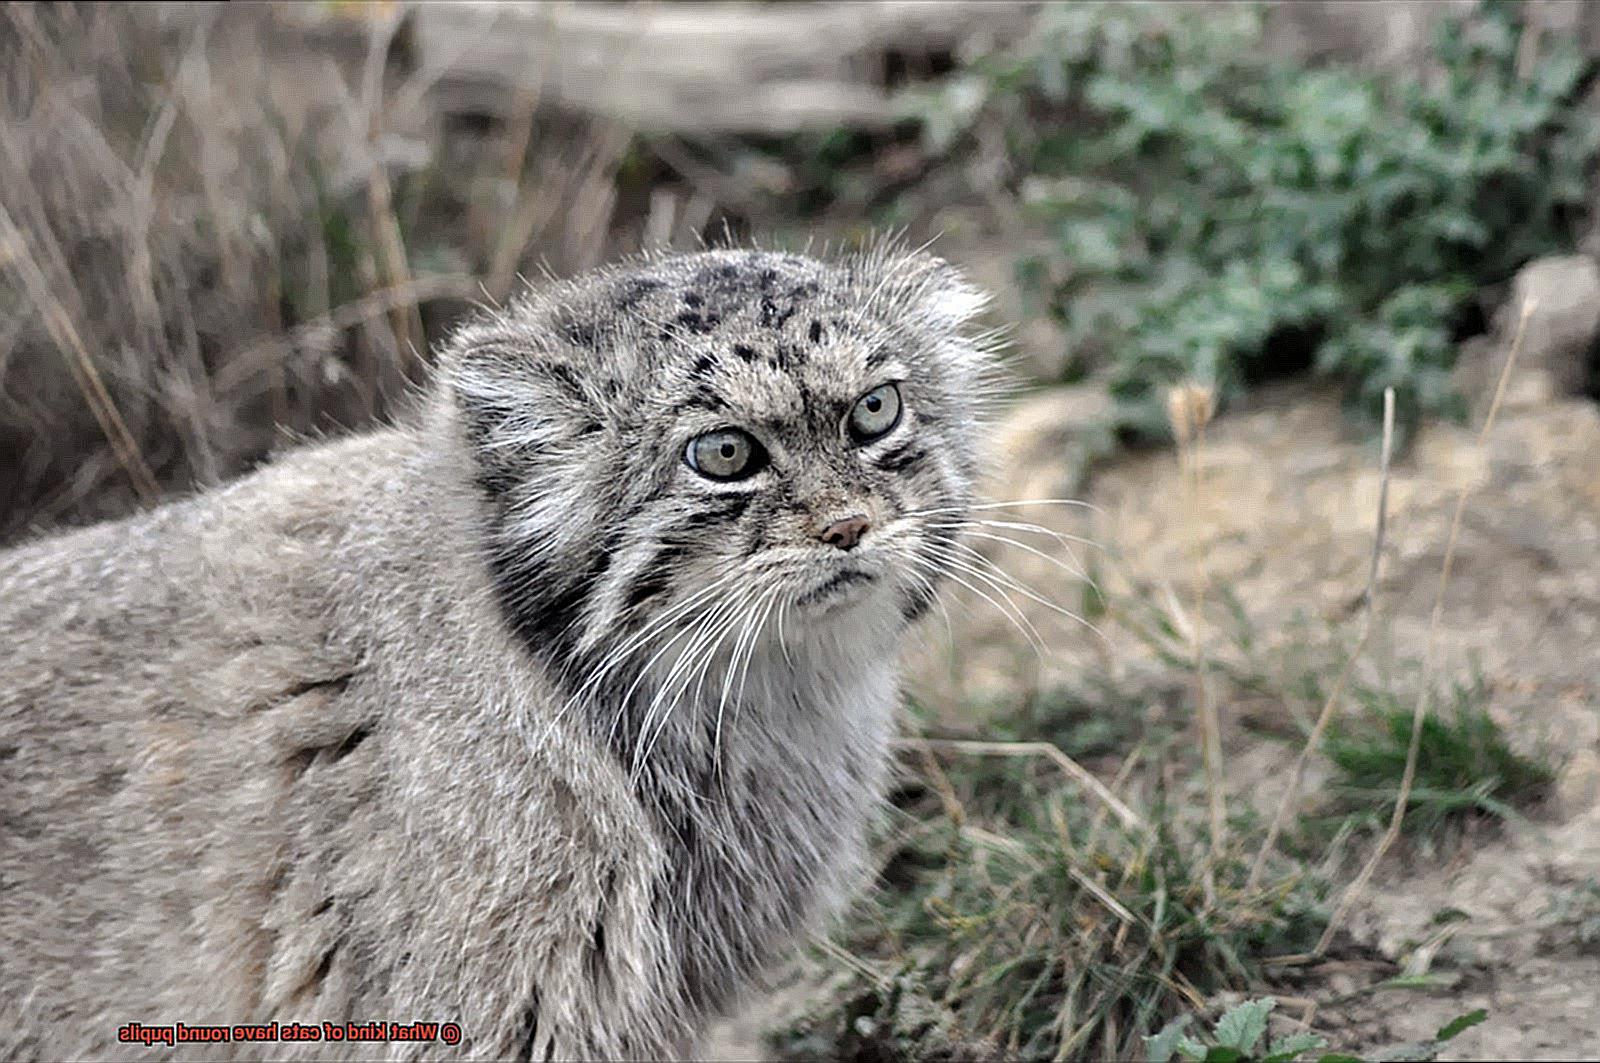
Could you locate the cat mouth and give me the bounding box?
[797,567,879,607]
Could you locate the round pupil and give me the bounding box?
[719,441,736,458]
[865,396,883,413]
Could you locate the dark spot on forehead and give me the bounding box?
[832,315,864,340]
[616,276,665,309]
[690,353,717,377]
[732,343,758,363]
[683,292,703,308]
[681,385,729,413]
[808,319,824,344]
[676,310,720,335]
[865,344,898,370]
[772,343,806,371]
[759,297,795,330]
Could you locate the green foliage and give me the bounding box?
[1145,999,1328,1062]
[1319,676,1557,842]
[929,0,1599,437]
[1143,999,1483,1063]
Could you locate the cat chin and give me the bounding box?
[786,587,908,661]
[794,566,879,609]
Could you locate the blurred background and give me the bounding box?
[4,2,1600,1059]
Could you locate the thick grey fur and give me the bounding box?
[0,246,999,1060]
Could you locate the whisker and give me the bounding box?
[592,581,739,749]
[931,539,1107,643]
[931,552,1054,649]
[716,584,785,774]
[900,564,957,646]
[576,569,743,705]
[946,527,1094,587]
[902,497,1104,519]
[631,591,752,783]
[938,515,1105,553]
[905,552,1047,656]
[616,582,749,746]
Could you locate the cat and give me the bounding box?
[0,245,1001,1059]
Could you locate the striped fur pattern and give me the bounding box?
[0,246,1001,1059]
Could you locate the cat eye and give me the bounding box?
[848,383,902,443]
[685,428,765,481]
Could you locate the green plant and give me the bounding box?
[925,0,1599,438]
[1144,998,1485,1063]
[1145,998,1324,1062]
[1318,676,1556,844]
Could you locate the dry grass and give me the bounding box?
[1245,387,1395,894]
[0,3,637,542]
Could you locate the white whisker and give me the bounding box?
[931,539,1107,643]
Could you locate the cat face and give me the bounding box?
[450,247,999,695]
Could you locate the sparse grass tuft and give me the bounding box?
[1317,678,1557,846]
[769,733,1330,1061]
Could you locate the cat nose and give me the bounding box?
[819,514,870,551]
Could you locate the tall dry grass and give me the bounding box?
[0,3,643,542]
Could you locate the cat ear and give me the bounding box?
[900,252,989,333]
[443,316,612,507]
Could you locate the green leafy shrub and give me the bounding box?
[928,0,1599,437]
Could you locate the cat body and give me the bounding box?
[0,248,994,1059]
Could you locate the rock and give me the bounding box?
[1504,255,1600,398]
[1556,748,1600,820]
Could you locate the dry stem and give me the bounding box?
[1168,384,1225,900]
[1315,296,1537,954]
[900,737,1146,834]
[1246,387,1395,891]
[0,203,160,501]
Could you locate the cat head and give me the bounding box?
[446,245,1003,696]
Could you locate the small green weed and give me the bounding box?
[1317,677,1556,845]
[1145,997,1485,1063]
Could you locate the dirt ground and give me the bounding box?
[708,365,1600,1060]
[937,370,1600,1060]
